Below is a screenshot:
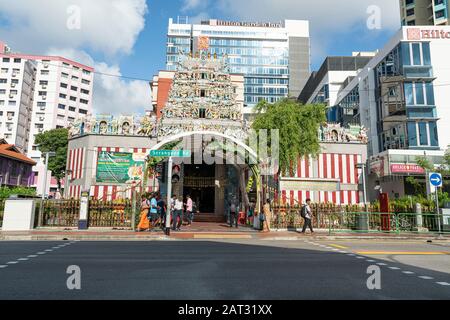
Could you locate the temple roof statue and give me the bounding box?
[157,52,246,141]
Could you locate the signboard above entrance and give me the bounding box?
[390,164,425,175]
[279,178,341,192]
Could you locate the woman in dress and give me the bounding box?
[137,194,150,232]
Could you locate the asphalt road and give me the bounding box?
[0,239,449,300]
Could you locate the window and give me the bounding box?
[68,117,75,122]
[0,79,7,84]
[38,91,47,96]
[412,43,421,65]
[70,96,77,102]
[35,123,43,129]
[62,62,70,67]
[82,69,91,75]
[0,89,5,94]
[80,99,88,104]
[58,104,66,110]
[199,108,206,118]
[39,80,48,85]
[435,9,446,19]
[41,70,49,75]
[37,102,46,107]
[73,66,79,70]
[71,76,79,80]
[0,68,8,73]
[406,8,415,16]
[415,82,424,105]
[8,101,16,106]
[11,79,18,84]
[81,79,90,85]
[200,90,206,97]
[70,86,78,91]
[57,115,65,120]
[2,58,10,63]
[60,83,68,88]
[0,100,4,106]
[79,109,87,115]
[10,90,17,95]
[81,89,89,95]
[59,93,67,99]
[69,106,76,112]
[13,58,21,63]
[418,122,428,146]
[429,121,439,146]
[61,73,69,78]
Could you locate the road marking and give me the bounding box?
[419,276,434,280]
[389,267,401,270]
[329,244,348,249]
[17,258,29,261]
[366,260,375,262]
[0,265,7,268]
[193,234,252,239]
[27,255,38,258]
[377,263,387,266]
[339,251,348,254]
[37,252,46,254]
[44,249,53,252]
[355,251,449,255]
[347,254,355,256]
[332,249,339,251]
[436,282,450,286]
[402,271,415,275]
[356,256,365,259]
[6,261,18,264]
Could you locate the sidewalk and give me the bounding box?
[1,225,449,241]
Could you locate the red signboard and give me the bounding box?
[407,28,450,40]
[390,164,425,175]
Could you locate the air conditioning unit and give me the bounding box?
[11,83,16,88]
[38,128,44,132]
[12,73,17,77]
[40,106,45,111]
[42,96,46,100]
[39,117,45,121]
[9,94,13,98]
[42,85,47,89]
[43,63,49,68]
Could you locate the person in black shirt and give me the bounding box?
[157,194,167,230]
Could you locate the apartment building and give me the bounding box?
[400,0,449,26]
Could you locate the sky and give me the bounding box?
[0,0,401,115]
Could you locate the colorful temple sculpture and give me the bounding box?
[157,52,249,141]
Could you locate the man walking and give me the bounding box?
[229,197,238,228]
[185,195,194,226]
[149,193,158,229]
[301,198,314,234]
[172,195,183,231]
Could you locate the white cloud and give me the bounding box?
[0,0,148,56]
[0,0,150,115]
[47,48,150,115]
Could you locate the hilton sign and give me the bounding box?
[407,28,450,40]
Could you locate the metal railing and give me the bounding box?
[271,210,450,235]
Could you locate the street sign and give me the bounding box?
[149,150,191,158]
[429,172,443,188]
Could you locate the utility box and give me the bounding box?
[2,199,36,231]
[441,208,450,232]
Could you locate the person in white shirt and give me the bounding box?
[301,198,314,234]
[172,195,183,231]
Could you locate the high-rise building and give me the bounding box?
[334,26,450,200]
[166,18,310,112]
[400,0,449,26]
[0,40,94,195]
[0,48,36,153]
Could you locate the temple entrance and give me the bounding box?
[183,164,215,214]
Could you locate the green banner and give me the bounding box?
[96,151,145,183]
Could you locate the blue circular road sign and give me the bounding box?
[429,173,443,187]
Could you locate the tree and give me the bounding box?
[34,128,69,191]
[251,98,327,175]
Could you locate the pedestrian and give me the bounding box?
[137,194,150,232]
[262,199,272,232]
[148,193,158,230]
[172,195,183,231]
[247,202,254,226]
[301,198,314,234]
[157,193,167,230]
[185,195,194,226]
[229,198,238,228]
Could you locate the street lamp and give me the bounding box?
[356,162,368,211]
[38,151,56,227]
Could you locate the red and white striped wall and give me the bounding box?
[90,184,157,201]
[281,153,363,206]
[67,147,85,199]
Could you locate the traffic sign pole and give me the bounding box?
[429,173,443,235]
[165,157,173,236]
[436,187,441,234]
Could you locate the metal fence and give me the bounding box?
[41,199,134,228]
[271,209,450,234]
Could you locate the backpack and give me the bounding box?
[300,205,307,218]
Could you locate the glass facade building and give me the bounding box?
[166,18,310,110]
